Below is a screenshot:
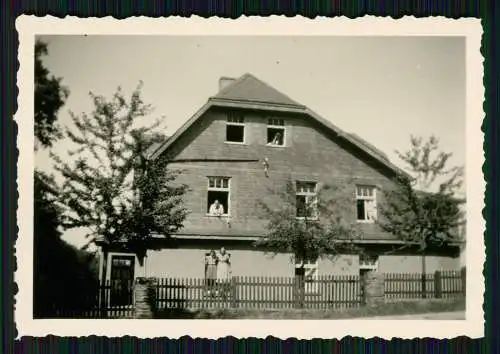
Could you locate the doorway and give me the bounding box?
[109,255,135,307]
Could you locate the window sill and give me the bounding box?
[359,267,378,271]
[356,219,376,224]
[266,143,285,148]
[206,213,231,218]
[224,141,246,145]
[296,217,319,221]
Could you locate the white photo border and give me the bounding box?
[15,15,484,339]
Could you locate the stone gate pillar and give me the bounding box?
[362,271,385,306]
[133,277,157,319]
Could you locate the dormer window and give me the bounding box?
[267,118,285,146]
[226,112,245,143]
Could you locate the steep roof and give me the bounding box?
[212,73,305,108]
[144,136,168,159]
[148,73,410,179]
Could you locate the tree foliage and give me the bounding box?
[377,135,465,251]
[35,39,69,149]
[51,83,188,259]
[255,179,361,264]
[33,40,98,317]
[34,171,99,317]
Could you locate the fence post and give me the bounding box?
[363,271,385,306]
[461,267,467,297]
[293,276,304,309]
[231,276,238,308]
[434,271,442,299]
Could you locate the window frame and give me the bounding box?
[355,185,378,223]
[206,176,231,217]
[295,258,320,294]
[266,118,286,147]
[225,112,246,144]
[295,181,318,220]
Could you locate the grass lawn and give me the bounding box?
[155,297,465,319]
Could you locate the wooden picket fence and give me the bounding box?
[155,275,361,310]
[384,269,465,300]
[44,269,466,318]
[43,280,134,319]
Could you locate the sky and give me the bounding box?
[36,35,466,249]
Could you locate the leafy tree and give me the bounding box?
[51,83,189,285]
[255,179,361,306]
[34,39,69,150]
[377,135,465,296]
[33,39,99,317]
[34,171,99,317]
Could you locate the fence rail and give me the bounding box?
[43,269,465,318]
[40,280,134,319]
[384,269,465,300]
[155,275,361,311]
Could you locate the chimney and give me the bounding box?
[219,76,236,91]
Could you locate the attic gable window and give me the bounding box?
[267,118,285,146]
[226,112,245,143]
[356,185,377,222]
[296,181,318,219]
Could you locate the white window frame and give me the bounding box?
[206,176,231,217]
[225,112,246,144]
[356,185,377,223]
[295,258,319,294]
[359,254,379,271]
[266,118,286,147]
[296,181,318,220]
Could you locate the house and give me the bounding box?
[98,73,463,287]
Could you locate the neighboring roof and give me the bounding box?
[148,73,411,179]
[212,73,305,108]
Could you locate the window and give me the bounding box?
[267,118,285,146]
[295,258,319,294]
[226,112,245,143]
[296,181,318,219]
[207,177,230,216]
[359,254,379,271]
[356,185,377,222]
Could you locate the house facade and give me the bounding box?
[99,74,463,285]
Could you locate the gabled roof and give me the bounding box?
[212,73,305,108]
[148,73,411,179]
[144,136,169,159]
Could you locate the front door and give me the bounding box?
[109,255,135,307]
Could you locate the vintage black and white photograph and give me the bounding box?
[17,17,484,339]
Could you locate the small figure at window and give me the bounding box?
[271,132,282,145]
[209,199,225,216]
[204,249,218,296]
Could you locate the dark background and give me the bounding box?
[2,1,495,353]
